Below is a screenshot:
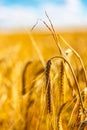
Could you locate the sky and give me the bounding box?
[0,0,87,29]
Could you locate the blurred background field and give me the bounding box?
[0,30,87,130]
[0,30,87,64]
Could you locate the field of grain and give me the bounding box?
[0,30,87,130]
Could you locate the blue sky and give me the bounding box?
[1,0,87,6]
[0,0,87,29]
[0,0,66,6]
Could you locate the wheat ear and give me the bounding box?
[50,56,84,113]
[58,61,65,106]
[45,60,52,113]
[22,61,32,95]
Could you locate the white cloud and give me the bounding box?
[0,0,87,29]
[39,0,87,27]
[0,6,39,28]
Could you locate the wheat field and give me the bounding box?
[0,28,87,130]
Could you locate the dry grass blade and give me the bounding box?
[26,31,45,67]
[45,11,55,33]
[58,34,87,88]
[31,12,63,54]
[68,98,82,130]
[31,18,52,34]
[45,11,63,55]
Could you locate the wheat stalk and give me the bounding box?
[58,34,87,88]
